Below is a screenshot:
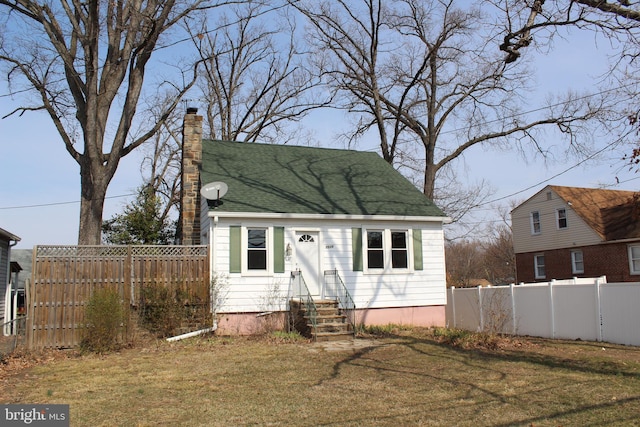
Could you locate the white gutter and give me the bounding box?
[207,210,451,223]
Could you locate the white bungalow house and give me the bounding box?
[180,109,449,336]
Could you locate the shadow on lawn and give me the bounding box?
[491,394,640,427]
[321,333,640,425]
[396,332,640,379]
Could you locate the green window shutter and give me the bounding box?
[352,228,363,272]
[413,229,423,271]
[273,226,285,273]
[229,226,241,273]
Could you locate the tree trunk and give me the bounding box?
[78,160,111,245]
[423,164,437,201]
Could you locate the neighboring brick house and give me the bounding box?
[511,185,640,283]
[179,109,450,335]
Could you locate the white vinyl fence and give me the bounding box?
[446,277,640,346]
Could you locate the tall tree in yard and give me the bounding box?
[494,0,640,167]
[0,1,222,244]
[189,2,329,144]
[496,0,640,65]
[292,0,617,223]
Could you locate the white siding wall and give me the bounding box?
[511,187,602,254]
[209,217,447,313]
[0,240,9,323]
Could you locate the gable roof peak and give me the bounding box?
[547,185,640,241]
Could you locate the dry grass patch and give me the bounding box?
[1,329,640,426]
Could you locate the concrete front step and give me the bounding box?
[310,321,352,333]
[290,298,354,341]
[312,314,347,324]
[314,330,356,342]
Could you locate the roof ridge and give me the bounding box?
[203,139,370,155]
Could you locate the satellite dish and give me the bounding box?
[200,181,228,207]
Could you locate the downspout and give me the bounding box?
[210,215,218,333]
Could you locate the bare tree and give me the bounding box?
[139,98,185,229]
[189,2,329,143]
[292,0,610,218]
[0,1,228,244]
[445,240,486,287]
[482,223,516,285]
[496,0,640,64]
[494,1,640,169]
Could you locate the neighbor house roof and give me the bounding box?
[200,140,445,218]
[549,185,640,241]
[0,227,20,243]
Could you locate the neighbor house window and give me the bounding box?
[247,228,267,270]
[557,208,568,229]
[531,211,541,235]
[367,230,384,269]
[391,231,408,269]
[534,254,545,279]
[628,245,640,275]
[571,250,584,274]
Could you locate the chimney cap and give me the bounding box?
[186,107,198,114]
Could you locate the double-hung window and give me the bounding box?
[391,231,408,269]
[571,250,584,274]
[531,211,541,235]
[557,208,568,229]
[534,254,545,279]
[366,230,384,269]
[629,245,640,275]
[365,229,410,271]
[247,228,267,270]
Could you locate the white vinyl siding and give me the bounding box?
[511,187,603,254]
[0,240,8,322]
[207,217,446,313]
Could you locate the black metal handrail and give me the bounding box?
[323,269,356,332]
[289,270,318,336]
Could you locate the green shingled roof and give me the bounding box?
[200,140,445,217]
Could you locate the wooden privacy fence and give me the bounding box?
[446,276,640,347]
[27,245,209,349]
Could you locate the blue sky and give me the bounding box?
[1,22,639,249]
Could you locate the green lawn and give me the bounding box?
[2,329,639,426]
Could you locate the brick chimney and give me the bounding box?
[179,107,203,245]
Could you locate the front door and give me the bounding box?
[295,231,321,297]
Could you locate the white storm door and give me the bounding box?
[295,231,321,297]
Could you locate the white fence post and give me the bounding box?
[478,286,484,333]
[595,278,603,342]
[450,286,456,329]
[549,279,556,339]
[510,283,516,335]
